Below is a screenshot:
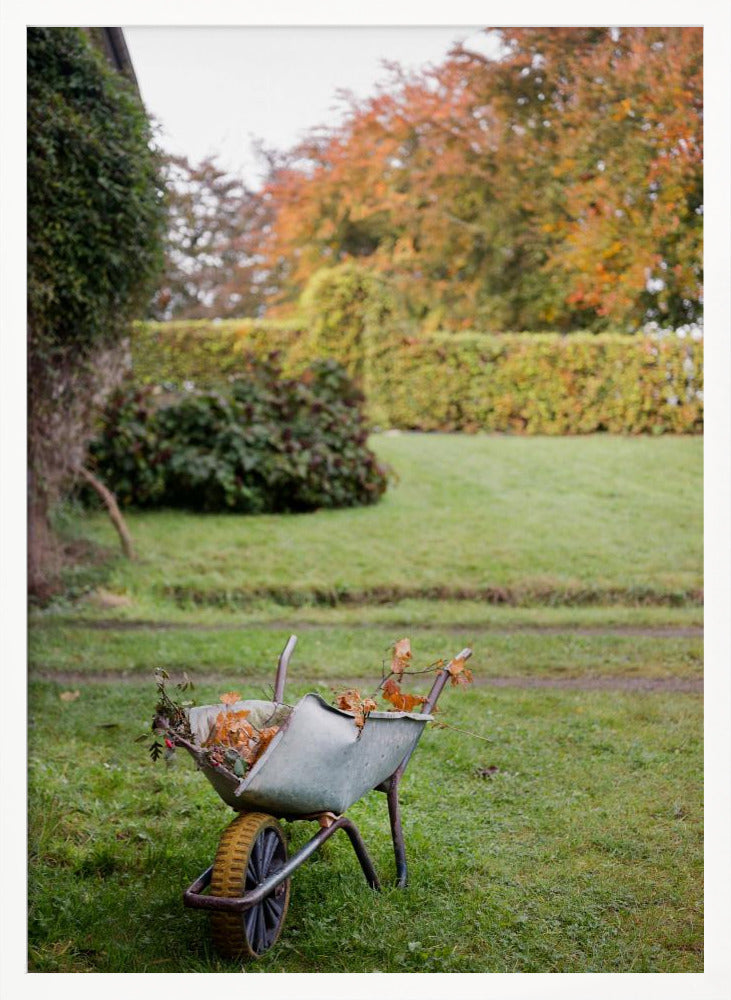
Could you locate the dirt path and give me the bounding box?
[59,618,703,639]
[30,669,702,693]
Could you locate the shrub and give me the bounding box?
[27,28,165,353]
[297,263,397,383]
[89,358,388,513]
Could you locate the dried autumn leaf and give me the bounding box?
[382,677,401,699]
[391,637,412,676]
[381,678,427,713]
[389,693,426,712]
[205,708,254,749]
[255,725,280,758]
[59,690,80,702]
[355,697,378,731]
[450,667,473,687]
[238,735,258,765]
[219,691,242,705]
[446,654,467,676]
[445,653,473,687]
[397,692,428,711]
[335,688,363,713]
[335,689,377,730]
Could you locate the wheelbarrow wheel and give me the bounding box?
[209,811,290,960]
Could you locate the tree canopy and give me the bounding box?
[149,155,271,320]
[159,27,701,333]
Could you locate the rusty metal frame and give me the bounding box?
[183,814,380,913]
[182,643,472,913]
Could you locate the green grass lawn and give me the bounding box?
[61,433,702,614]
[28,677,702,973]
[28,432,703,972]
[29,622,702,683]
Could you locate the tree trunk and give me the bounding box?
[27,494,61,598]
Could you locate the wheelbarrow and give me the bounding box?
[175,635,473,960]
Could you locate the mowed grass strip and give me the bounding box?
[28,680,702,973]
[38,598,705,631]
[28,623,703,683]
[71,433,702,606]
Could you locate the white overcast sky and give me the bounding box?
[124,26,496,187]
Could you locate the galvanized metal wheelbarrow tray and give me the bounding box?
[176,635,472,960]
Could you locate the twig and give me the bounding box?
[372,660,446,699]
[430,720,492,743]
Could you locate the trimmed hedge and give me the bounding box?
[298,263,397,384]
[129,323,703,434]
[369,331,703,435]
[130,319,304,386]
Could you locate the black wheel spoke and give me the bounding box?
[261,829,279,875]
[264,895,282,928]
[253,904,267,954]
[244,904,258,943]
[251,834,264,880]
[245,861,256,888]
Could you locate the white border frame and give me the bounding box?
[2,4,729,998]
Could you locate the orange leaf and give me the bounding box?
[446,655,473,687]
[219,691,242,705]
[205,708,253,749]
[382,677,401,699]
[446,655,467,676]
[381,678,427,712]
[356,697,378,730]
[255,725,280,758]
[397,692,428,711]
[335,689,377,730]
[450,667,474,687]
[335,688,363,713]
[391,637,412,676]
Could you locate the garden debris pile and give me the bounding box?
[149,638,473,779]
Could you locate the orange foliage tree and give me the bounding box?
[256,27,702,332]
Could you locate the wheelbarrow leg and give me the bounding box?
[381,647,474,889]
[338,817,381,890]
[386,779,409,888]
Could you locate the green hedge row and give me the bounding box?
[130,320,304,386]
[130,322,703,434]
[369,331,703,434]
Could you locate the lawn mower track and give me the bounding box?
[59,618,703,639]
[31,669,702,693]
[33,620,703,692]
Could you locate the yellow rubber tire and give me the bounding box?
[209,811,290,960]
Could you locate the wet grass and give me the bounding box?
[61,433,702,612]
[29,621,703,684]
[27,678,702,973]
[26,432,703,972]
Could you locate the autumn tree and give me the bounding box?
[460,27,703,329]
[256,27,702,332]
[150,155,272,320]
